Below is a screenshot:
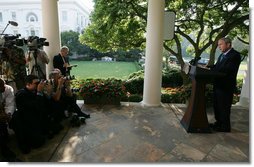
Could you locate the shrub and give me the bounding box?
[161,82,242,105]
[128,94,143,102]
[162,67,183,87]
[78,78,127,100]
[124,68,183,94]
[162,85,192,103]
[124,76,144,94]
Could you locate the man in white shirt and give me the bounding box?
[26,49,49,79]
[0,78,18,161]
[0,79,15,117]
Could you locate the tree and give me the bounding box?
[61,30,92,56]
[80,0,249,84]
[79,0,147,52]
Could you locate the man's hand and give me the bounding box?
[37,81,46,92]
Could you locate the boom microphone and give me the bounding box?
[8,21,18,26]
[0,21,18,36]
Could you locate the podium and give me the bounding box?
[180,65,225,133]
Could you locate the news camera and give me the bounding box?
[44,79,54,85]
[0,34,27,60]
[64,75,75,80]
[34,79,54,85]
[0,34,26,47]
[27,36,49,51]
[71,88,80,93]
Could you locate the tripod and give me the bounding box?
[30,49,46,79]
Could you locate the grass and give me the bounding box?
[68,60,247,80]
[69,61,140,80]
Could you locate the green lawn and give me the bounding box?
[69,61,140,80]
[69,60,247,80]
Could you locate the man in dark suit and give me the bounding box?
[13,75,47,153]
[209,37,241,132]
[53,46,70,76]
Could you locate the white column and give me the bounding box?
[41,0,61,78]
[237,57,249,107]
[142,0,165,106]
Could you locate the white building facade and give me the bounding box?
[0,0,91,38]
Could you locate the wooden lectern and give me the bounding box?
[180,65,225,133]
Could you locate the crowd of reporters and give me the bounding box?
[0,45,90,161]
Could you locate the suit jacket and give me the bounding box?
[211,48,241,92]
[15,87,47,132]
[53,54,69,76]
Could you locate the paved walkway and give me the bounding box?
[7,101,249,163]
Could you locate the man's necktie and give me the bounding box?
[220,54,225,62]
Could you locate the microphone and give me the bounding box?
[1,21,18,35]
[8,21,18,26]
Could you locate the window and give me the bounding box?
[26,30,29,37]
[0,12,2,22]
[26,13,38,22]
[29,27,36,36]
[11,12,16,21]
[81,16,84,26]
[29,16,36,22]
[35,30,39,36]
[62,11,67,22]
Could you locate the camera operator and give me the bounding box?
[49,69,90,122]
[0,45,27,92]
[0,78,20,161]
[0,48,13,88]
[26,48,49,80]
[26,36,49,80]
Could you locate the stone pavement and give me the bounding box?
[7,101,249,163]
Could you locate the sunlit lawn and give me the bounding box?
[69,60,247,80]
[69,61,140,80]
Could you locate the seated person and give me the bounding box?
[49,69,90,121]
[0,78,19,161]
[11,75,48,154]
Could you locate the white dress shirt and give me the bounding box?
[0,84,16,115]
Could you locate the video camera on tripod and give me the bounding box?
[27,36,49,51]
[0,34,26,47]
[0,34,26,60]
[27,36,49,79]
[0,21,26,59]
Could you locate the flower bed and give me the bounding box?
[78,78,126,105]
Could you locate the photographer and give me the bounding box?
[26,48,49,80]
[49,69,90,123]
[11,75,48,154]
[0,78,19,161]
